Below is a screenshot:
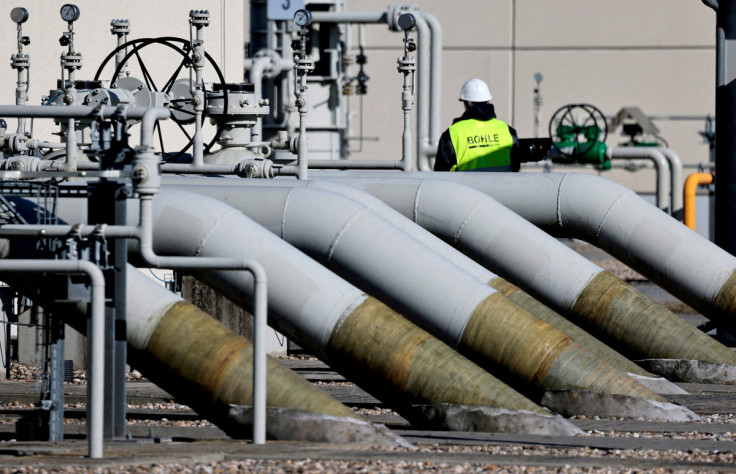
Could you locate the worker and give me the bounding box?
[434,78,520,172]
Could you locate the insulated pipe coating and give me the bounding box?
[124,267,360,428]
[124,189,546,416]
[316,175,736,366]
[166,181,662,401]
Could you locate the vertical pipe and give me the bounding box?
[418,12,442,171]
[414,14,430,172]
[65,118,77,172]
[252,265,267,445]
[658,148,684,220]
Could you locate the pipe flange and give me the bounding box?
[253,49,283,78]
[387,4,420,32]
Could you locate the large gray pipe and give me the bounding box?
[311,174,736,366]
[4,197,361,431]
[122,189,546,416]
[412,172,736,338]
[161,180,664,403]
[167,175,649,377]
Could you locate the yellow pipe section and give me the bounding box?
[574,272,736,365]
[131,300,362,423]
[327,297,547,415]
[458,292,664,402]
[489,277,652,377]
[683,172,714,230]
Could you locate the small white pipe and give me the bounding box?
[418,12,442,171]
[656,147,685,220]
[0,261,104,458]
[607,146,670,213]
[65,117,77,172]
[414,14,430,173]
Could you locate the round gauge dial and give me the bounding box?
[60,4,80,22]
[294,9,312,27]
[398,13,416,31]
[10,7,29,24]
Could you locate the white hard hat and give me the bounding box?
[459,78,492,102]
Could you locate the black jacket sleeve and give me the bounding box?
[508,125,521,172]
[434,129,456,171]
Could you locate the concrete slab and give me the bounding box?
[541,390,700,421]
[637,358,736,384]
[413,404,583,436]
[227,405,413,448]
[627,373,689,394]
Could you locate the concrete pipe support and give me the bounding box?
[165,181,660,401]
[317,175,736,367]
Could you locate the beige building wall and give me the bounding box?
[0,1,715,194]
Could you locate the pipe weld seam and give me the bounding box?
[325,207,373,263]
[594,192,628,240]
[280,187,299,239]
[556,173,570,228]
[413,179,429,224]
[193,207,244,257]
[454,200,485,245]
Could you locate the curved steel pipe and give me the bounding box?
[165,181,662,401]
[314,175,736,366]
[607,147,670,213]
[128,189,545,416]
[168,175,649,377]
[399,171,736,339]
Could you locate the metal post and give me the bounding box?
[711,1,736,254]
[48,315,64,442]
[88,180,127,440]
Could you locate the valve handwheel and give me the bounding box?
[94,36,228,161]
[548,103,608,158]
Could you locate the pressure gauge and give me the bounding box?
[294,9,312,27]
[10,7,29,24]
[60,4,80,22]
[398,13,416,31]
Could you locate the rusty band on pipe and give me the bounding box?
[142,301,359,420]
[461,292,662,401]
[575,272,736,366]
[327,297,545,414]
[489,278,651,377]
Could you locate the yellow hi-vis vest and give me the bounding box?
[449,118,514,171]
